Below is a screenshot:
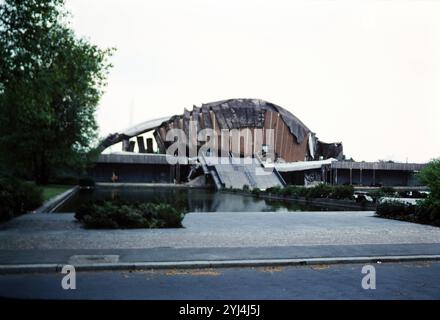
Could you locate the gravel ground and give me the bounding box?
[1,211,440,250]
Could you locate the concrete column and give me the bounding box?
[146,138,154,153]
[128,141,135,152]
[137,137,146,153]
[122,139,130,151]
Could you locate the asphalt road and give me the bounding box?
[1,261,440,300]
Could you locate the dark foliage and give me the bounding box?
[265,184,354,200]
[0,177,43,222]
[75,200,185,229]
[0,0,113,184]
[79,177,95,188]
[376,199,440,227]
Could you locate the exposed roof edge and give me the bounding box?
[121,116,173,137]
[99,99,315,150]
[200,98,312,144]
[274,158,336,172]
[99,116,173,150]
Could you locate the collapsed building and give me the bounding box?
[94,98,425,189]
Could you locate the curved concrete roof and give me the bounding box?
[198,98,312,144]
[121,116,172,137]
[99,115,173,150]
[99,98,313,150]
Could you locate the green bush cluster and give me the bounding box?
[367,187,396,200]
[75,200,185,229]
[251,188,261,197]
[0,177,43,222]
[415,198,440,226]
[376,201,416,217]
[265,184,354,200]
[397,190,427,199]
[418,159,440,200]
[376,199,440,226]
[375,159,440,227]
[227,187,242,193]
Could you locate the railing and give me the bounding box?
[199,153,224,190]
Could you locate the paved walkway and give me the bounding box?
[1,211,440,265]
[2,211,440,249]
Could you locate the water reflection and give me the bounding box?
[55,186,333,213]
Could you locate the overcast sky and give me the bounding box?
[66,0,439,163]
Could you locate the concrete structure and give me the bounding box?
[100,98,343,163]
[92,153,189,183]
[201,156,285,190]
[93,98,426,188]
[275,159,426,186]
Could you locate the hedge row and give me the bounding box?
[262,184,355,200]
[367,187,427,200]
[75,200,185,229]
[376,198,440,226]
[0,177,43,222]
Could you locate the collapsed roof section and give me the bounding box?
[198,99,311,144]
[99,116,173,150]
[99,98,344,161]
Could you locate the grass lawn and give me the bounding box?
[40,185,73,202]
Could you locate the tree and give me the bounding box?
[418,159,440,200]
[0,0,113,184]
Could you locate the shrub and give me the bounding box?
[296,187,310,197]
[75,202,94,222]
[418,159,440,200]
[396,190,427,199]
[75,200,184,229]
[368,189,385,201]
[410,190,427,199]
[18,182,44,211]
[83,211,119,229]
[376,201,415,218]
[415,198,440,226]
[355,194,369,204]
[251,188,261,197]
[264,184,353,200]
[280,185,300,197]
[380,186,396,196]
[266,186,283,195]
[138,202,159,220]
[398,190,409,198]
[154,203,184,228]
[368,187,396,201]
[0,177,43,222]
[306,184,333,199]
[331,185,354,199]
[0,189,14,222]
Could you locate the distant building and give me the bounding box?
[100,98,343,162]
[94,98,425,188]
